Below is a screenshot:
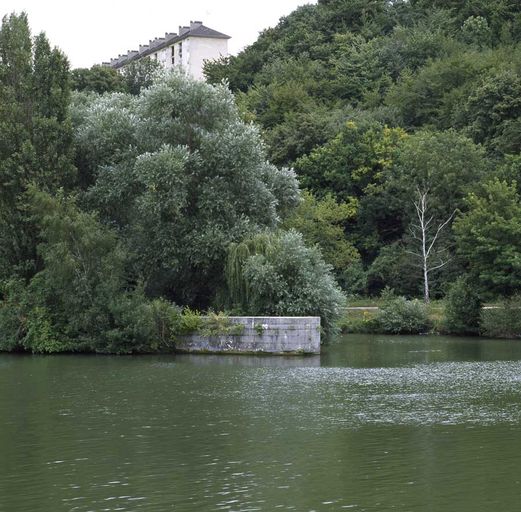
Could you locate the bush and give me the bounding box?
[372,290,431,334]
[102,294,181,354]
[480,296,521,339]
[443,276,482,335]
[177,308,204,335]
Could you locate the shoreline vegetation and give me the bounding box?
[339,293,521,339]
[3,2,521,354]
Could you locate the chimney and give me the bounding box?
[179,25,190,36]
[190,20,203,30]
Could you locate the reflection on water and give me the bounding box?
[1,335,521,511]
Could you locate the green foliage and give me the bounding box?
[462,16,492,47]
[120,58,162,95]
[464,69,521,154]
[480,297,521,339]
[372,290,432,334]
[390,130,487,218]
[454,179,521,297]
[73,72,300,307]
[443,276,482,335]
[282,191,359,280]
[174,309,244,337]
[226,230,345,336]
[367,243,419,296]
[0,187,183,354]
[6,4,521,350]
[71,65,124,94]
[336,307,377,334]
[0,13,76,281]
[201,0,521,306]
[177,308,204,335]
[198,312,245,337]
[295,121,406,202]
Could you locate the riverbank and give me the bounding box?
[338,296,521,339]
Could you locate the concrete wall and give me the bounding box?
[175,316,321,355]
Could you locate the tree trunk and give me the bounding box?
[423,264,430,303]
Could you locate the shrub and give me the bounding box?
[373,290,431,334]
[177,308,204,335]
[443,276,482,335]
[480,296,521,339]
[0,278,69,353]
[102,294,181,354]
[200,312,244,336]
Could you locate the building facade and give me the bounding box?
[106,21,230,81]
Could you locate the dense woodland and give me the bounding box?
[2,1,521,352]
[205,0,521,303]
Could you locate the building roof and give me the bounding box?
[108,22,230,69]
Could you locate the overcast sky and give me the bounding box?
[1,0,317,68]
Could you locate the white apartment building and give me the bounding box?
[106,21,230,81]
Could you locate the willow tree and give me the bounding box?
[72,72,300,307]
[226,230,345,335]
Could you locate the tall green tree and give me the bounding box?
[0,12,75,280]
[282,191,360,284]
[454,179,521,297]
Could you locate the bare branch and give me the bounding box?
[426,257,453,273]
[425,209,456,258]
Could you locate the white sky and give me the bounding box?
[1,0,317,68]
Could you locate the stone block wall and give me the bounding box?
[175,316,321,355]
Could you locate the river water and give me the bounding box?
[1,334,521,511]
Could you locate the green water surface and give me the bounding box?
[1,334,521,511]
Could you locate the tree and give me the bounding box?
[443,275,482,334]
[0,187,177,354]
[0,13,75,281]
[282,191,360,287]
[226,230,345,335]
[73,72,300,307]
[464,69,521,154]
[120,58,162,95]
[407,189,455,302]
[388,130,487,225]
[295,120,405,202]
[71,65,124,94]
[453,179,521,297]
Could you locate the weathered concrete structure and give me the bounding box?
[175,317,321,355]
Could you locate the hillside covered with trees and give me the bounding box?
[2,0,521,351]
[205,0,521,308]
